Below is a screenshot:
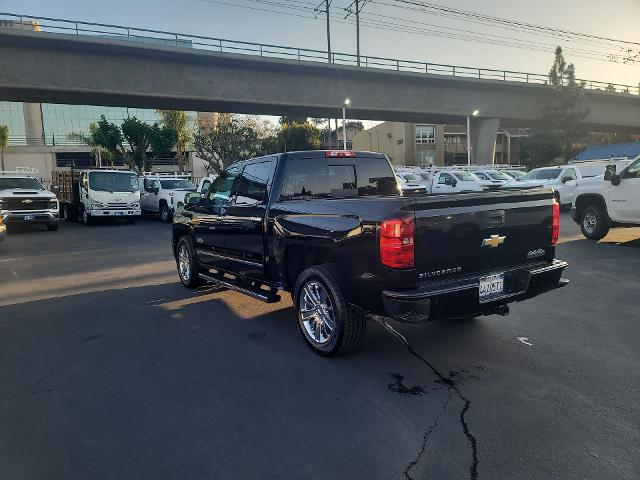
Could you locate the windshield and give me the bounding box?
[0,177,44,190]
[160,179,196,190]
[453,171,479,181]
[504,170,525,179]
[402,174,421,182]
[524,168,561,180]
[88,172,139,192]
[487,171,512,181]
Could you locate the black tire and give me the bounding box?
[46,223,59,232]
[160,203,172,223]
[293,264,366,356]
[580,204,609,241]
[61,204,77,222]
[80,207,93,226]
[175,236,204,288]
[126,217,136,225]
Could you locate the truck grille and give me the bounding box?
[2,198,51,210]
[105,203,129,209]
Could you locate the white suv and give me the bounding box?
[139,174,197,222]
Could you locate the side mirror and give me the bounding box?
[611,174,621,186]
[561,176,571,184]
[152,187,160,195]
[444,177,453,186]
[451,179,457,187]
[184,192,202,206]
[604,165,616,181]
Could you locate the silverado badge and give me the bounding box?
[22,199,34,204]
[482,234,506,248]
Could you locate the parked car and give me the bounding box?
[430,170,489,193]
[473,169,513,186]
[53,169,140,225]
[506,166,582,207]
[139,173,197,222]
[1,167,59,231]
[172,150,568,356]
[396,172,429,195]
[501,170,527,181]
[571,158,640,240]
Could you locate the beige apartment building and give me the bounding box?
[352,122,528,166]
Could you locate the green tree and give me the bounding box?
[279,115,308,125]
[68,121,117,167]
[518,131,563,169]
[156,110,191,171]
[0,124,8,171]
[193,114,261,174]
[277,121,321,152]
[542,47,589,157]
[149,123,178,164]
[121,116,153,173]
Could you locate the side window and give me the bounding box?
[565,168,577,180]
[208,165,241,205]
[623,159,640,179]
[279,159,329,201]
[438,173,452,184]
[200,180,211,194]
[234,160,276,205]
[143,179,156,192]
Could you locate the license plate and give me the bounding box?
[115,211,124,216]
[479,273,504,300]
[24,215,36,221]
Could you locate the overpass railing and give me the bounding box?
[1,12,638,96]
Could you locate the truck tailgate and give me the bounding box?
[412,189,555,280]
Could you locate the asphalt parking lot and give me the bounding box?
[0,213,638,480]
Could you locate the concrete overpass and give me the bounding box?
[1,28,639,162]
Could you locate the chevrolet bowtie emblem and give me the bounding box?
[22,199,33,204]
[482,234,506,248]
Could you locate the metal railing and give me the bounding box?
[1,12,638,95]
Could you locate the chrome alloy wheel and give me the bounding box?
[178,243,191,283]
[299,281,335,345]
[583,211,597,235]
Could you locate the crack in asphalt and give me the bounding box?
[404,388,453,479]
[375,318,479,480]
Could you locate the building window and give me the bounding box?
[416,150,436,166]
[416,125,435,144]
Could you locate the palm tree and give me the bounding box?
[0,125,8,171]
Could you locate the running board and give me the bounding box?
[198,272,281,303]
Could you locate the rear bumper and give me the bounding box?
[1,211,59,225]
[382,259,569,323]
[90,209,141,217]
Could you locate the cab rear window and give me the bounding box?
[279,157,398,201]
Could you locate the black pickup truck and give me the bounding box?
[172,150,568,356]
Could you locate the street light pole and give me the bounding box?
[355,0,360,67]
[325,0,331,63]
[342,105,347,150]
[466,115,471,166]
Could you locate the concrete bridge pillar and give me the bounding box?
[469,117,499,165]
[23,102,44,145]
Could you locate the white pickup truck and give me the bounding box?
[139,173,197,222]
[506,166,582,207]
[430,170,495,193]
[0,168,59,232]
[571,158,640,240]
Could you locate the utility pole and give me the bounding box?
[315,0,332,63]
[345,0,367,66]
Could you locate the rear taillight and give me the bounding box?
[379,217,415,269]
[325,150,356,157]
[551,201,560,245]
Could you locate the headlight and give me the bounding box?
[49,200,58,210]
[91,200,104,208]
[130,202,140,209]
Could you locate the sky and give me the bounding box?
[2,0,638,125]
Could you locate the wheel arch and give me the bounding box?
[575,193,608,222]
[283,244,338,292]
